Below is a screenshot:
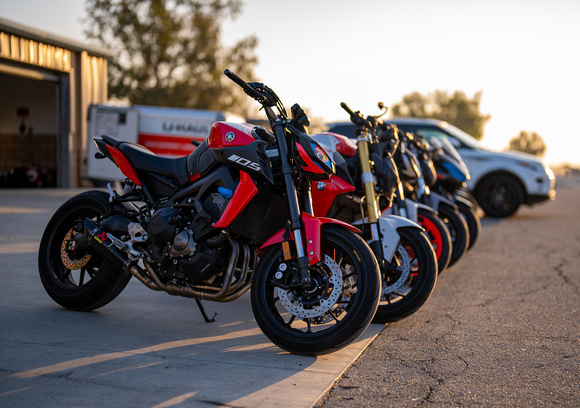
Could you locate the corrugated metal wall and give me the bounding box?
[0,18,111,187]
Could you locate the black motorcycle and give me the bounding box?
[396,131,470,266]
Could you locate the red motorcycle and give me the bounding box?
[37,70,381,355]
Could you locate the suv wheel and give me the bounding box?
[475,174,523,218]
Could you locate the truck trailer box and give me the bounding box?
[86,104,244,181]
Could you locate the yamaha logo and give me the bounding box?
[225,131,236,142]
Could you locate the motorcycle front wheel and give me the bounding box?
[455,200,481,250]
[373,227,438,323]
[38,191,131,311]
[417,208,452,274]
[251,224,381,356]
[438,204,470,267]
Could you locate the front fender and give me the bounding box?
[416,202,437,215]
[429,192,458,211]
[258,212,360,265]
[453,194,474,208]
[378,214,424,262]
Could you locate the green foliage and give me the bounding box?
[83,0,258,114]
[508,130,547,157]
[390,90,491,140]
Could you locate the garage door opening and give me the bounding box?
[0,71,58,187]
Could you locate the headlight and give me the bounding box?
[517,161,543,173]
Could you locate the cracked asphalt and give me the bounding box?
[318,176,580,407]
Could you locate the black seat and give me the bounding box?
[101,135,190,186]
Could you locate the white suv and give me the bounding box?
[326,118,556,217]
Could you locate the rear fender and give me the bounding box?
[258,212,359,265]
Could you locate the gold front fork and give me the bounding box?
[357,131,379,225]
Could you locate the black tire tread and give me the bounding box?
[38,190,131,311]
[251,224,380,356]
[418,208,452,274]
[373,227,438,323]
[438,204,469,267]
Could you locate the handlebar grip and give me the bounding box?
[224,69,246,87]
[341,102,374,130]
[225,69,266,102]
[340,102,355,116]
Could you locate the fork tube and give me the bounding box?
[357,132,379,224]
[357,130,384,258]
[272,118,310,282]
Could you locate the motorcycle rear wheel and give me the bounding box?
[373,227,438,323]
[251,224,381,356]
[38,191,131,311]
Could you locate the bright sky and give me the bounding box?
[2,0,579,166]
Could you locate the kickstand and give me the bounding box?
[195,298,217,323]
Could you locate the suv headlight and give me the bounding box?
[517,161,543,173]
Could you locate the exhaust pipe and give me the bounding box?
[84,219,252,301]
[84,218,161,290]
[84,219,133,272]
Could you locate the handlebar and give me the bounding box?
[224,69,268,102]
[224,69,245,87]
[340,102,374,130]
[224,69,286,123]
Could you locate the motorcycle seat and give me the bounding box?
[101,135,190,186]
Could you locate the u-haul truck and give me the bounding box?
[86,104,245,182]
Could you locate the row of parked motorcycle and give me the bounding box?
[310,100,481,323]
[38,70,480,357]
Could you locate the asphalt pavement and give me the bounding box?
[0,188,382,408]
[318,176,580,407]
[1,176,578,407]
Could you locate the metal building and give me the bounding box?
[0,17,111,187]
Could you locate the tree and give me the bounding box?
[390,90,491,140]
[83,0,258,115]
[508,131,547,157]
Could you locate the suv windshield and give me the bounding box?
[439,122,484,149]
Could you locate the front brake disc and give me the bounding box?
[382,243,411,294]
[277,254,343,319]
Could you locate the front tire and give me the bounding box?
[417,208,452,274]
[373,227,438,323]
[38,191,131,311]
[438,204,469,267]
[456,200,481,250]
[251,224,381,356]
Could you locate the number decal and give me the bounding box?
[228,154,261,171]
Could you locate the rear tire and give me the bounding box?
[38,191,131,311]
[251,224,380,355]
